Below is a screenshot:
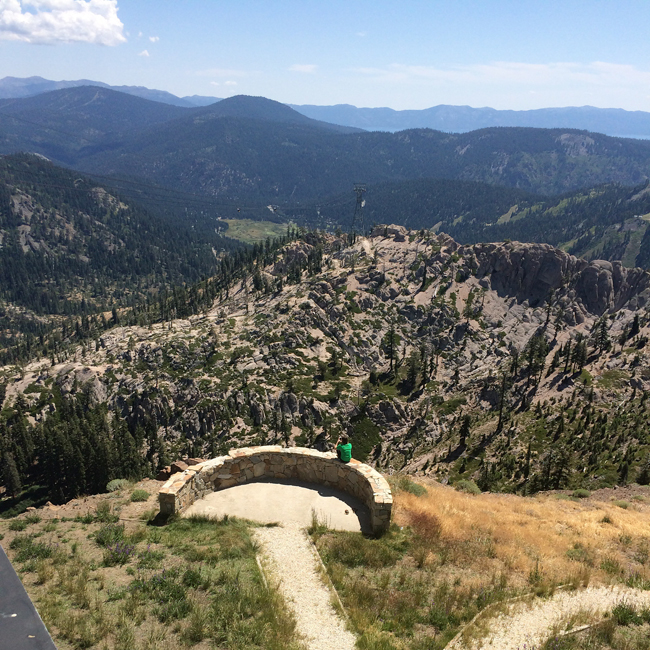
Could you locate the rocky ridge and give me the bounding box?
[4,225,650,494]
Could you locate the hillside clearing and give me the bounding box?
[222,218,288,244]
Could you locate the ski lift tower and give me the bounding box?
[351,183,367,236]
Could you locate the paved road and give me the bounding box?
[0,544,56,650]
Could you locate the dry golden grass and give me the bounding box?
[394,481,650,589]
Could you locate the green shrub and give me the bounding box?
[612,601,642,626]
[395,476,428,497]
[103,542,136,567]
[8,519,28,531]
[95,500,119,523]
[613,500,630,509]
[455,479,481,495]
[10,536,55,562]
[24,513,41,525]
[95,523,125,548]
[106,479,129,493]
[572,489,591,499]
[75,513,95,524]
[130,489,149,502]
[137,546,165,569]
[322,532,402,568]
[600,557,622,575]
[566,542,595,566]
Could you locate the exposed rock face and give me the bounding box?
[473,242,582,306]
[271,241,314,276]
[56,366,107,404]
[472,241,650,314]
[575,260,650,313]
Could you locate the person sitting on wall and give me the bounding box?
[336,435,352,463]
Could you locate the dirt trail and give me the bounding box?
[254,523,356,650]
[447,585,650,650]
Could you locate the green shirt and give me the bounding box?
[337,442,352,463]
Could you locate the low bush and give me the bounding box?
[395,475,428,497]
[600,557,622,575]
[612,601,642,626]
[566,542,595,567]
[130,489,149,502]
[106,479,129,493]
[10,536,55,562]
[95,523,125,548]
[455,479,481,495]
[409,510,442,542]
[95,500,119,523]
[321,530,405,568]
[103,542,136,567]
[137,546,165,569]
[572,489,591,499]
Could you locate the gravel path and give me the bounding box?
[448,586,650,650]
[254,524,356,650]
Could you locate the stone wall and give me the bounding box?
[158,446,392,533]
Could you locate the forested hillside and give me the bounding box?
[291,178,650,269]
[0,154,250,354]
[79,117,650,200]
[4,89,650,202]
[460,182,650,267]
[0,87,190,165]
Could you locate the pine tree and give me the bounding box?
[459,415,470,448]
[593,318,611,354]
[406,351,419,391]
[3,452,21,497]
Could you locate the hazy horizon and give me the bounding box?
[0,1,649,112]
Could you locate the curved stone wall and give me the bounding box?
[158,446,392,533]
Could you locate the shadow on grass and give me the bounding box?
[0,485,49,519]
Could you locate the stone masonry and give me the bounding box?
[158,446,392,533]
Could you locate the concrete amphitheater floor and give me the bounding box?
[184,478,371,532]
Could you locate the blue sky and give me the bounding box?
[1,0,650,110]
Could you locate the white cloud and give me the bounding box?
[210,81,219,87]
[0,0,126,45]
[289,64,317,74]
[137,48,148,57]
[224,80,237,86]
[148,35,158,42]
[356,31,366,37]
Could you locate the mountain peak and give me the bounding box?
[200,94,363,133]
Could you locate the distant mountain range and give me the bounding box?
[0,75,221,108]
[3,76,650,138]
[290,104,650,138]
[3,86,650,202]
[4,83,650,268]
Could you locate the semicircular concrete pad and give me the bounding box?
[185,479,371,532]
[159,446,392,533]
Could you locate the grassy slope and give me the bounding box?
[3,475,650,649]
[312,478,650,650]
[0,482,304,650]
